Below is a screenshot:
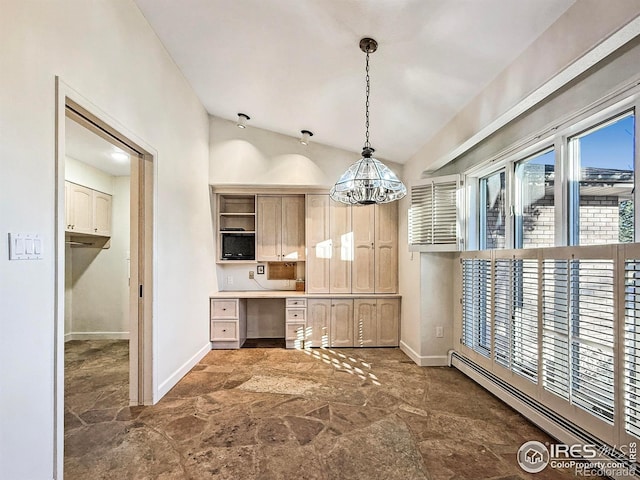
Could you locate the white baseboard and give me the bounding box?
[400,341,448,366]
[157,342,211,400]
[65,331,130,342]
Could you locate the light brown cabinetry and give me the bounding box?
[305,297,400,348]
[257,195,305,262]
[306,298,331,347]
[306,195,330,293]
[216,194,256,263]
[352,298,400,347]
[65,181,112,236]
[210,298,247,349]
[285,297,306,349]
[374,202,398,294]
[352,206,375,293]
[329,201,352,293]
[329,298,354,347]
[305,195,398,294]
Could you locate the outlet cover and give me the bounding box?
[436,326,444,338]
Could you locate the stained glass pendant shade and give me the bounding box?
[329,38,406,205]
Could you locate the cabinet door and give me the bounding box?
[281,195,305,261]
[330,299,354,347]
[306,299,331,347]
[306,195,330,293]
[93,191,112,236]
[257,195,282,261]
[352,205,375,293]
[68,183,93,234]
[330,200,352,293]
[354,299,377,347]
[375,202,398,293]
[377,298,400,346]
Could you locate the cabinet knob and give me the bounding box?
[294,314,298,317]
[95,228,98,232]
[222,329,227,332]
[222,308,226,311]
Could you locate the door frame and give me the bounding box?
[53,77,156,479]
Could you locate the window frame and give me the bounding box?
[463,93,639,251]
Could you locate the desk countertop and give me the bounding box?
[211,291,401,299]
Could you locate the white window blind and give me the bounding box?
[570,260,615,424]
[493,258,538,382]
[462,258,491,357]
[542,260,571,400]
[409,174,461,251]
[542,258,615,423]
[512,259,539,382]
[624,259,640,437]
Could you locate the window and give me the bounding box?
[515,149,555,248]
[569,112,635,246]
[479,170,506,249]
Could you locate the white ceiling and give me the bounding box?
[134,0,575,163]
[65,118,131,177]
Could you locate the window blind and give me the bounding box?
[493,258,538,382]
[409,175,460,251]
[624,259,640,437]
[542,259,571,400]
[569,260,615,424]
[462,258,491,357]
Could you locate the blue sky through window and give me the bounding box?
[579,114,635,171]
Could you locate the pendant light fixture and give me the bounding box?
[330,37,406,205]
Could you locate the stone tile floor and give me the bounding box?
[65,340,598,479]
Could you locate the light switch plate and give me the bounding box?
[9,233,43,260]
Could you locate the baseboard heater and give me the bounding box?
[450,351,639,480]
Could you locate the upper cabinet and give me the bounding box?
[374,202,398,294]
[65,181,112,236]
[257,195,305,262]
[306,195,330,293]
[305,195,398,294]
[216,194,256,263]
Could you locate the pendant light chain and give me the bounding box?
[329,37,407,205]
[364,50,371,149]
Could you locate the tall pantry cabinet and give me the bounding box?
[305,195,398,294]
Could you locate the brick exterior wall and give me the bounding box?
[485,194,626,248]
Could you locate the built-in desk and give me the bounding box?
[210,291,401,350]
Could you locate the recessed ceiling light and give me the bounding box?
[111,150,129,162]
[300,130,313,145]
[237,113,250,128]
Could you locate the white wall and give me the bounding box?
[66,156,114,194]
[398,2,640,366]
[66,172,130,339]
[209,115,403,187]
[0,1,215,478]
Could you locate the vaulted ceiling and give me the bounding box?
[134,0,575,163]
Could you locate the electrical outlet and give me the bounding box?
[249,271,254,279]
[436,326,444,338]
[226,276,233,285]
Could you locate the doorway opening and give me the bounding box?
[54,81,154,478]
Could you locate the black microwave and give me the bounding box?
[221,233,255,260]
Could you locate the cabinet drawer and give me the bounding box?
[211,299,238,319]
[285,322,306,341]
[286,308,306,321]
[210,320,238,341]
[286,297,307,308]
